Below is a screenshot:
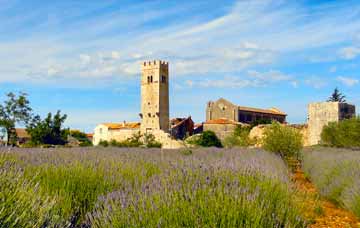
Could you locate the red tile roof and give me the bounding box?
[204,118,240,125]
[102,122,141,130]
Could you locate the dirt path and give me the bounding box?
[292,169,360,228]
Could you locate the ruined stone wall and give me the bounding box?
[151,130,184,149]
[308,102,340,146]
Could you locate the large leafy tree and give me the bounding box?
[26,111,69,145]
[328,87,346,102]
[0,92,32,145]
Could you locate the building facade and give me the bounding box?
[206,98,287,124]
[93,122,140,146]
[308,102,356,145]
[140,60,169,134]
[170,117,194,140]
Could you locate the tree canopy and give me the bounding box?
[26,111,69,146]
[0,92,32,145]
[328,87,346,102]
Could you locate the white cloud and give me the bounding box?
[339,46,360,60]
[304,76,328,89]
[329,66,337,73]
[337,76,359,86]
[80,54,91,65]
[1,0,360,85]
[248,70,292,82]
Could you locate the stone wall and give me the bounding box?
[203,123,239,141]
[308,102,340,146]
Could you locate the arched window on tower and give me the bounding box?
[161,75,166,83]
[150,76,153,83]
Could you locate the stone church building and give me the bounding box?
[206,98,287,124]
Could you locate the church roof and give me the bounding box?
[238,106,286,116]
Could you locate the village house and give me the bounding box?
[93,122,140,146]
[170,116,194,140]
[206,98,287,124]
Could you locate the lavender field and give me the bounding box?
[0,147,308,227]
[302,147,360,218]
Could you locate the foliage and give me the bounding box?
[302,147,360,218]
[0,153,55,227]
[327,87,346,102]
[0,92,32,145]
[101,133,161,148]
[321,117,360,148]
[0,148,307,227]
[98,140,109,147]
[143,133,162,148]
[250,119,272,128]
[262,122,303,160]
[26,110,69,146]
[223,125,254,148]
[188,130,222,148]
[70,130,92,147]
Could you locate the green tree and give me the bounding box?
[328,87,346,102]
[199,131,222,148]
[70,130,92,147]
[26,111,69,146]
[0,92,32,145]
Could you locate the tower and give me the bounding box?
[140,60,169,133]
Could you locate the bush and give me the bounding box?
[262,123,303,160]
[70,130,92,147]
[321,117,360,148]
[98,140,109,147]
[143,133,162,148]
[223,125,254,148]
[188,131,222,148]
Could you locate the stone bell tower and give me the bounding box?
[140,60,169,133]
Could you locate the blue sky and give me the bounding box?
[1,0,360,132]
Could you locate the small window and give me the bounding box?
[150,76,153,83]
[99,128,103,134]
[147,76,150,83]
[161,75,166,83]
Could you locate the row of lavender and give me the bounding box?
[302,147,360,218]
[0,147,307,227]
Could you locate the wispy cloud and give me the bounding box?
[1,0,360,86]
[337,76,359,87]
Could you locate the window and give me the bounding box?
[99,128,103,134]
[161,75,166,83]
[150,76,153,83]
[147,76,150,83]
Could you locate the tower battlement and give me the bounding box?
[141,60,169,70]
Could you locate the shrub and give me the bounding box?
[321,117,360,148]
[262,123,303,160]
[223,125,254,148]
[188,131,222,148]
[70,130,92,147]
[144,133,162,148]
[98,140,109,147]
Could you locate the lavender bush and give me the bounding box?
[1,147,307,227]
[302,147,360,218]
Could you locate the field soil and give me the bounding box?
[293,169,360,228]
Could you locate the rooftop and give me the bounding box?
[204,118,241,125]
[102,122,141,130]
[238,106,286,116]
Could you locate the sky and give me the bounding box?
[0,0,360,133]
